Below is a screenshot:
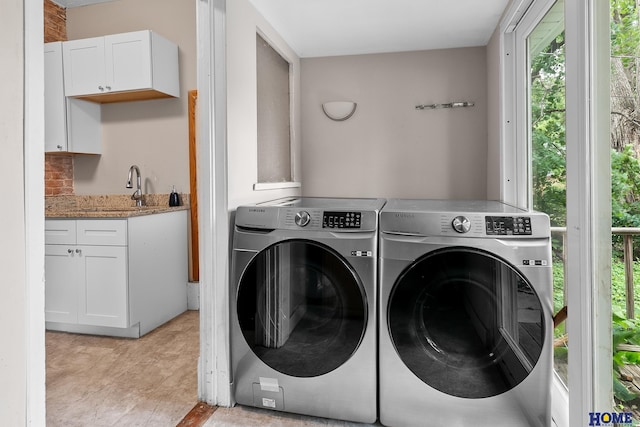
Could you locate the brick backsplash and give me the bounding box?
[44,0,66,43]
[45,155,74,196]
[44,0,74,195]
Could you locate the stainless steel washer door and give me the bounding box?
[237,239,367,378]
[388,246,545,398]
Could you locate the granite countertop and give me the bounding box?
[45,194,189,218]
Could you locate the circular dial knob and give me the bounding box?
[452,216,471,233]
[294,211,311,227]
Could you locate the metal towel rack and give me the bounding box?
[415,101,475,110]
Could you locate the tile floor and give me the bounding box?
[46,310,377,426]
[46,310,200,426]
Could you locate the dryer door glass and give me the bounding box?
[388,247,545,398]
[237,239,367,377]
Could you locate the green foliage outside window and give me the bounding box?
[534,0,640,404]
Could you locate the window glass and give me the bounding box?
[527,0,567,387]
[256,34,292,183]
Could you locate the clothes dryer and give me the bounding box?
[231,197,385,423]
[379,199,553,427]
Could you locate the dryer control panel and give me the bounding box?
[278,209,376,231]
[323,211,362,229]
[485,216,532,235]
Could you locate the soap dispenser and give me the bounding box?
[169,186,180,207]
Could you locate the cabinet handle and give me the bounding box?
[57,145,63,150]
[98,85,104,91]
[67,249,73,254]
[105,86,111,91]
[75,249,82,254]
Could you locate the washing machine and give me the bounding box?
[231,197,385,423]
[379,199,553,427]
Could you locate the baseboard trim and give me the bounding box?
[187,281,200,310]
[45,321,141,338]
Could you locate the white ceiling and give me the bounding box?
[249,0,511,57]
[53,0,511,58]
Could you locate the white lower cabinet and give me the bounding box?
[45,244,127,327]
[44,212,187,337]
[78,245,128,327]
[44,244,78,324]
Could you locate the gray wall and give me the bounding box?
[301,47,488,200]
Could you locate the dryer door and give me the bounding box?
[388,246,545,398]
[237,239,367,377]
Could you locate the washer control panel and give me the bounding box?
[485,216,532,235]
[323,211,362,229]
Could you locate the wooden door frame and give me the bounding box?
[189,89,199,282]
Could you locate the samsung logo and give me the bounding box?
[394,213,415,219]
[248,208,266,213]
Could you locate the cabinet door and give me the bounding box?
[44,42,67,152]
[66,99,101,154]
[105,31,152,93]
[77,245,128,328]
[45,43,102,154]
[63,37,105,97]
[45,245,78,323]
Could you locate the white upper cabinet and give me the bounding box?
[44,41,101,154]
[61,36,106,97]
[62,30,180,103]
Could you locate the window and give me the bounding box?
[256,33,292,185]
[501,0,611,425]
[527,0,567,388]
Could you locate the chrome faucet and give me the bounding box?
[126,165,144,207]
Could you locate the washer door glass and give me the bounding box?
[237,239,367,377]
[388,247,545,398]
